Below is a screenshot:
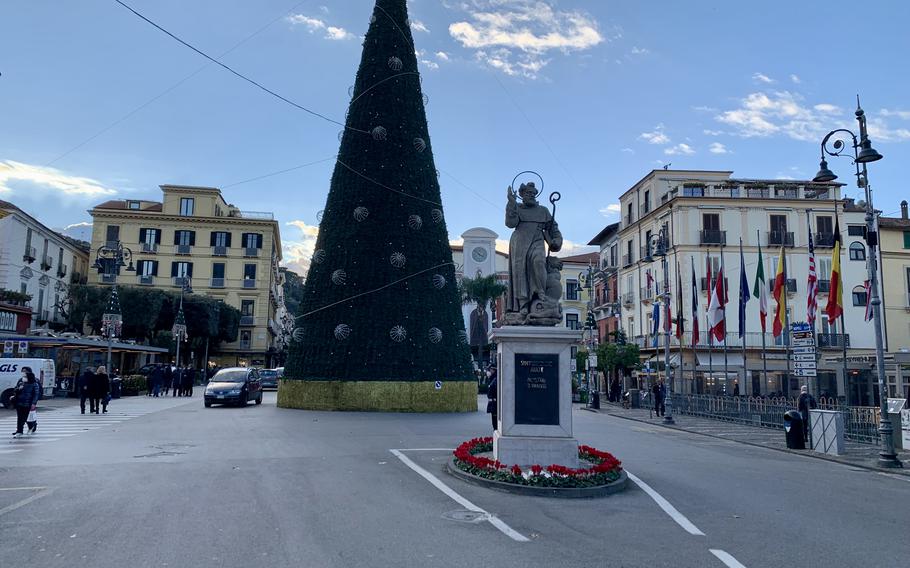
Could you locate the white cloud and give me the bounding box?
[881,108,910,120]
[283,220,320,275]
[790,74,801,84]
[630,46,649,55]
[620,147,634,154]
[599,203,621,217]
[436,51,450,61]
[752,72,775,84]
[0,160,117,198]
[287,14,353,40]
[448,1,605,79]
[553,240,597,258]
[693,105,717,113]
[813,103,841,114]
[410,20,430,33]
[703,129,723,136]
[639,124,670,145]
[664,143,695,155]
[708,142,728,154]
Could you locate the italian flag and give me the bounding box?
[825,218,844,324]
[772,247,787,337]
[753,242,768,332]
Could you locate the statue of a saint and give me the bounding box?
[503,182,564,325]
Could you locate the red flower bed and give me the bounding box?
[452,437,622,488]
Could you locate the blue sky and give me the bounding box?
[2,0,909,273]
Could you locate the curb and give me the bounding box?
[598,409,908,476]
[444,458,629,498]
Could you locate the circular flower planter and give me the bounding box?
[446,437,628,498]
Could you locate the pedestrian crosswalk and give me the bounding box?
[0,402,179,455]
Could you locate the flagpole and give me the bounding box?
[691,256,698,390]
[740,238,748,396]
[783,247,792,396]
[677,260,684,398]
[707,255,713,393]
[834,201,847,402]
[721,246,730,394]
[806,209,816,397]
[759,230,769,393]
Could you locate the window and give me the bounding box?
[241,300,255,316]
[170,262,192,278]
[174,230,195,247]
[852,285,867,307]
[627,202,633,224]
[57,248,64,271]
[643,190,650,213]
[816,216,833,235]
[25,227,32,250]
[244,264,257,281]
[566,279,579,300]
[139,260,157,276]
[139,228,160,246]
[904,231,910,249]
[849,242,866,261]
[105,225,120,244]
[128,200,141,210]
[609,244,617,267]
[179,197,195,216]
[847,225,865,237]
[20,283,27,295]
[566,313,580,330]
[570,346,578,359]
[210,231,231,248]
[211,263,225,279]
[37,289,44,315]
[240,330,252,348]
[703,213,720,232]
[906,267,910,306]
[770,214,788,234]
[242,233,263,249]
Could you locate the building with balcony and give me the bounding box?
[613,169,877,401]
[0,199,90,329]
[587,223,621,345]
[876,200,910,400]
[88,185,284,368]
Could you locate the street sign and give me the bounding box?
[794,369,817,377]
[791,332,813,339]
[17,341,28,353]
[792,354,816,362]
[570,360,577,372]
[434,381,442,390]
[792,346,817,355]
[2,341,12,354]
[794,361,817,370]
[588,355,598,369]
[790,322,811,332]
[792,339,815,347]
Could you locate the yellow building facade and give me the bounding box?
[88,185,284,368]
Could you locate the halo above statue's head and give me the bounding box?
[511,170,544,198]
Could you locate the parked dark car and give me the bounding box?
[204,367,263,407]
[259,369,279,390]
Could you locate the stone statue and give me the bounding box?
[503,182,564,326]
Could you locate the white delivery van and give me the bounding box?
[0,359,56,407]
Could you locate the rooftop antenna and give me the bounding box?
[663,163,671,170]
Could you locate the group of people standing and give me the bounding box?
[76,366,112,414]
[147,364,196,398]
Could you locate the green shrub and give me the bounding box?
[121,375,147,395]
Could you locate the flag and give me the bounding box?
[807,220,818,326]
[676,261,684,339]
[664,294,672,334]
[691,258,699,347]
[706,256,713,345]
[738,240,750,338]
[652,301,661,347]
[753,241,768,332]
[824,219,844,324]
[646,269,654,298]
[708,265,726,342]
[772,247,787,337]
[864,280,873,322]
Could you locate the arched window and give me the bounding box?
[852,285,867,307]
[849,241,866,261]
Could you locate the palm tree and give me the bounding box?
[459,274,507,364]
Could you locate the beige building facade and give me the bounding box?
[88,185,284,368]
[877,200,910,399]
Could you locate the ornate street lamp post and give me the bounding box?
[172,277,192,367]
[646,227,674,424]
[812,97,901,468]
[93,241,134,375]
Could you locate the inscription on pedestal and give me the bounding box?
[514,353,559,425]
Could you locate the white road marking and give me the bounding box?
[710,549,747,568]
[625,471,705,536]
[390,449,529,543]
[0,487,54,517]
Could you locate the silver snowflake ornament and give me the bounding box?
[292,327,305,342]
[413,137,426,152]
[432,274,446,289]
[428,327,443,344]
[371,126,387,141]
[388,56,403,71]
[331,269,347,285]
[430,209,444,223]
[334,324,351,341]
[407,215,423,230]
[390,252,406,268]
[353,206,370,222]
[389,325,407,343]
[312,249,326,264]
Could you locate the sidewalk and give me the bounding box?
[591,402,910,476]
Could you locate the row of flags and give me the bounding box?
[647,218,872,345]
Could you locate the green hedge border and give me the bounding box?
[276,379,476,413]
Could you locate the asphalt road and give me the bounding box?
[1,393,908,568]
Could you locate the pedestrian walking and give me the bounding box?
[172,366,182,397]
[652,379,666,417]
[486,367,498,431]
[77,367,95,414]
[12,367,40,437]
[89,366,110,414]
[797,385,816,443]
[159,364,171,398]
[181,367,194,397]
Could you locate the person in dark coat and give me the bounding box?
[797,385,816,442]
[12,367,40,437]
[181,367,194,397]
[89,366,110,414]
[77,367,95,414]
[172,366,182,397]
[652,379,665,417]
[486,367,498,431]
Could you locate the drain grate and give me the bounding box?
[442,509,488,523]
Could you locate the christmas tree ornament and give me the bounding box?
[390,252,406,268]
[353,206,370,222]
[388,56,403,71]
[428,327,443,344]
[331,269,347,285]
[413,137,426,152]
[334,324,351,340]
[389,325,407,342]
[312,249,326,264]
[371,126,387,140]
[432,274,446,289]
[407,215,423,230]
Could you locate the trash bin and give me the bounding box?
[629,388,641,409]
[111,377,122,399]
[784,410,805,449]
[591,389,601,409]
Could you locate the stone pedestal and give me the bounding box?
[490,326,583,467]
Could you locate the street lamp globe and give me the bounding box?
[813,158,838,183]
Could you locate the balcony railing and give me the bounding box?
[56,265,67,278]
[622,292,634,306]
[210,277,225,288]
[814,232,836,248]
[138,275,154,285]
[212,246,228,257]
[818,279,831,293]
[101,273,117,284]
[624,214,634,226]
[243,278,257,289]
[817,333,850,349]
[769,278,797,293]
[640,202,650,216]
[622,254,633,267]
[41,255,53,271]
[239,340,252,350]
[640,287,654,302]
[141,242,158,253]
[240,315,255,326]
[768,231,795,247]
[173,276,191,287]
[244,247,260,258]
[699,230,726,246]
[176,244,192,255]
[700,277,729,292]
[23,246,36,263]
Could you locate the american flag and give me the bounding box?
[806,223,818,326]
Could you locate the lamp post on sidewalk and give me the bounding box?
[646,227,674,424]
[812,97,901,468]
[93,241,134,375]
[172,277,193,367]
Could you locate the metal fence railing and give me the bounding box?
[669,394,881,445]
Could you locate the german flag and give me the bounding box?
[824,218,844,324]
[772,247,787,337]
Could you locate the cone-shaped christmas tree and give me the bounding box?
[281,0,474,412]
